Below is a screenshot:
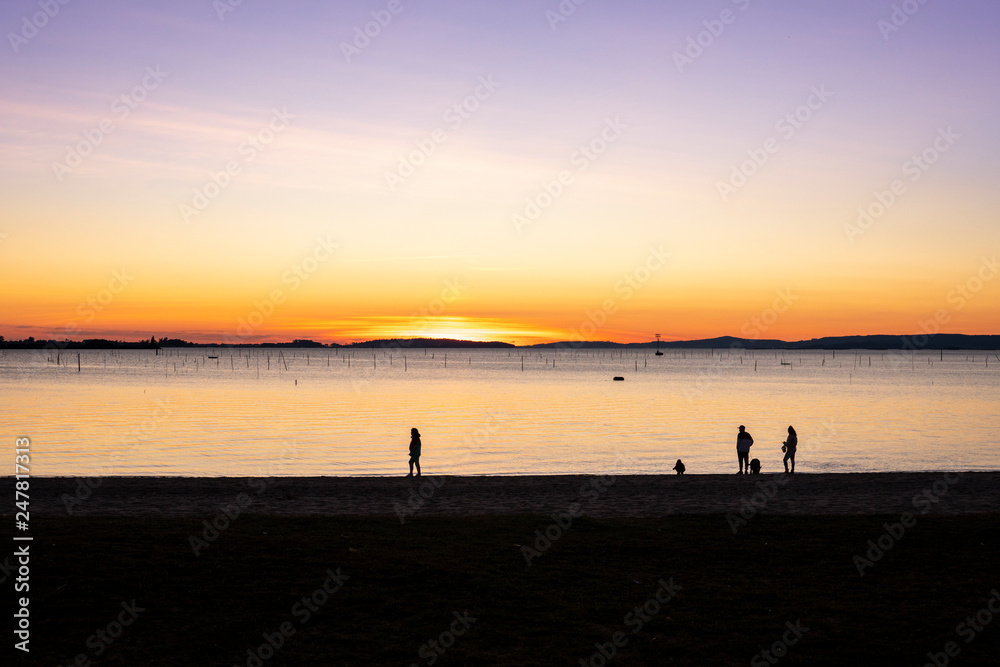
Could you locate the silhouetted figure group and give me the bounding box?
[403,423,798,477]
[735,424,797,474]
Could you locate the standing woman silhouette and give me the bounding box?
[782,425,797,473]
[407,428,422,477]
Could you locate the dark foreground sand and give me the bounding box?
[32,471,999,517]
[8,473,1000,665]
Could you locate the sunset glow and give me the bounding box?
[2,1,998,344]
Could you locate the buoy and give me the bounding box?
[613,376,625,381]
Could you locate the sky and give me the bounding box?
[1,0,999,344]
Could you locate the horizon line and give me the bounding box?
[2,332,999,348]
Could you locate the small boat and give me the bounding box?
[613,376,625,381]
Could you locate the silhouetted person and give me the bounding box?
[673,459,685,475]
[782,425,797,473]
[407,427,422,477]
[736,425,753,474]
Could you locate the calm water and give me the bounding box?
[1,347,998,476]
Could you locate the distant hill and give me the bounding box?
[529,334,1000,350]
[2,333,996,350]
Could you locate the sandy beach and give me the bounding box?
[11,472,1000,665]
[31,471,999,517]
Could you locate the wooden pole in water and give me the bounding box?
[77,353,81,372]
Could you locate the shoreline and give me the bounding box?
[15,471,998,517]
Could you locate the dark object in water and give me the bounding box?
[613,376,625,381]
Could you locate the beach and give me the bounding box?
[35,471,1000,517]
[11,472,1000,665]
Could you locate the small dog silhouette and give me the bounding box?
[749,458,761,475]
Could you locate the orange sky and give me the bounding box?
[2,2,999,345]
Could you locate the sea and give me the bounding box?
[1,346,997,476]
